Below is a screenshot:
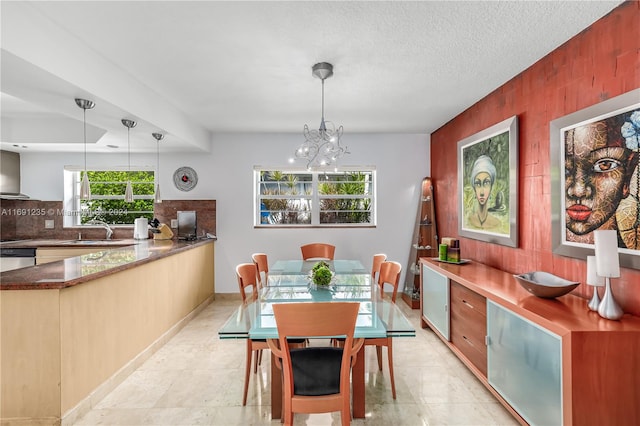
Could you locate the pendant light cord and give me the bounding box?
[321,78,325,123]
[128,128,131,172]
[83,107,87,173]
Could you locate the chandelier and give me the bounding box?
[293,62,348,169]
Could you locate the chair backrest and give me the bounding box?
[252,253,269,288]
[271,302,361,408]
[236,263,259,303]
[377,261,402,303]
[300,243,336,260]
[371,253,387,281]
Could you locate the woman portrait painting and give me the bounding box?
[460,129,512,236]
[563,110,640,249]
[467,155,502,230]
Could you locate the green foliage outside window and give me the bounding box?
[80,170,155,224]
[318,171,371,224]
[258,169,373,226]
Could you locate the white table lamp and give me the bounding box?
[586,255,604,311]
[593,230,623,320]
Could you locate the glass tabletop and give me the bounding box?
[267,272,372,287]
[270,259,368,275]
[218,273,415,340]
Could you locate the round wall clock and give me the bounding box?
[173,166,198,191]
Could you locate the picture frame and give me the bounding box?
[458,116,518,247]
[551,88,640,270]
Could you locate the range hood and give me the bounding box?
[1,150,30,199]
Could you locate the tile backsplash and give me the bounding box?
[0,199,216,241]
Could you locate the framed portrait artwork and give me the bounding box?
[457,116,518,247]
[551,88,640,270]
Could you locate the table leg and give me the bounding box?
[271,353,282,419]
[352,345,365,418]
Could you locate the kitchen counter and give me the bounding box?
[1,238,215,424]
[0,238,214,290]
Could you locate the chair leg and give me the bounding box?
[387,339,396,399]
[284,404,293,426]
[376,345,383,371]
[243,341,252,405]
[254,349,262,373]
[341,394,351,426]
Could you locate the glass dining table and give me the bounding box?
[218,259,416,419]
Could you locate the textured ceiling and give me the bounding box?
[0,1,623,153]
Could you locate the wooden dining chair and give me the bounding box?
[366,260,402,399]
[371,253,387,282]
[236,263,267,405]
[267,302,364,426]
[252,253,269,288]
[300,243,336,260]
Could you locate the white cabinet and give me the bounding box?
[421,263,449,340]
[487,300,562,426]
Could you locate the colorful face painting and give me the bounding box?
[563,110,640,249]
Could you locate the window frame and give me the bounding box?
[254,166,376,228]
[63,166,156,227]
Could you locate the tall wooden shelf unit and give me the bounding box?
[402,177,438,309]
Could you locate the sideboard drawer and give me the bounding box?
[450,280,486,317]
[450,281,487,376]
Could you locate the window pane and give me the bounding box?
[320,198,371,224]
[259,171,312,195]
[318,171,372,196]
[260,198,311,224]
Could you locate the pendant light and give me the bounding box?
[75,98,95,199]
[121,118,137,202]
[293,62,348,170]
[152,132,164,203]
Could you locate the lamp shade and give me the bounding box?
[594,230,620,278]
[586,255,604,286]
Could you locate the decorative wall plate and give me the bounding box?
[173,166,198,191]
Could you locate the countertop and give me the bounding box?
[0,238,215,290]
[0,238,140,248]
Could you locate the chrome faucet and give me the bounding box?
[87,219,114,240]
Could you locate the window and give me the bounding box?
[63,168,155,226]
[255,167,376,227]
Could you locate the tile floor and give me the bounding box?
[74,299,519,425]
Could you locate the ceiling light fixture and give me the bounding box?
[75,98,95,200]
[152,132,164,203]
[292,62,348,170]
[121,118,137,203]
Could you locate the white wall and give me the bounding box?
[20,132,430,293]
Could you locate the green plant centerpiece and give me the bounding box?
[311,261,333,286]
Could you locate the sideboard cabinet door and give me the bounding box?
[487,301,562,426]
[421,264,449,340]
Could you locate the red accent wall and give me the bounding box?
[431,1,640,316]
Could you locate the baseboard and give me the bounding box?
[214,292,242,301]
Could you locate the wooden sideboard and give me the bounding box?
[420,258,640,426]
